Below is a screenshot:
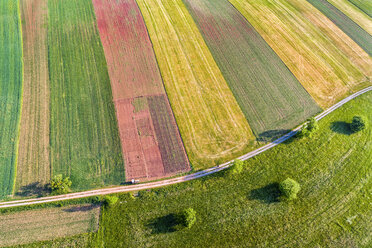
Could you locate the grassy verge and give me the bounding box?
[0,0,23,199]
[17,89,372,247]
[136,0,255,169]
[48,0,124,190]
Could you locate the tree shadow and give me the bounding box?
[63,204,97,212]
[146,214,179,234]
[248,183,280,204]
[330,121,352,135]
[15,182,50,197]
[257,129,291,143]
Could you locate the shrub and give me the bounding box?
[306,117,319,132]
[279,178,300,200]
[178,208,197,228]
[297,117,318,138]
[228,159,244,176]
[104,196,119,207]
[50,175,72,195]
[350,116,366,133]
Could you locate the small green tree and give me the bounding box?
[50,174,72,195]
[306,117,319,132]
[297,117,318,138]
[350,116,366,133]
[104,195,119,207]
[178,208,197,228]
[279,178,300,201]
[228,159,244,176]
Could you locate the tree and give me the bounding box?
[279,178,300,201]
[50,174,72,195]
[306,117,319,132]
[297,117,318,138]
[104,195,119,207]
[228,159,244,176]
[350,116,366,133]
[178,208,197,228]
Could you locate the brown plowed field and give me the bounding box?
[148,95,189,174]
[93,0,189,181]
[16,0,50,194]
[0,204,100,247]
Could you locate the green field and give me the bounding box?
[0,0,23,199]
[183,0,320,137]
[18,92,372,247]
[48,0,124,190]
[308,0,372,56]
[349,0,372,17]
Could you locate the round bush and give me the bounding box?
[279,178,300,200]
[104,196,119,207]
[179,208,197,228]
[350,116,366,133]
[228,159,244,176]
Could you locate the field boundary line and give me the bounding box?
[0,87,371,209]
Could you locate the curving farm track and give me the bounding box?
[0,86,371,209]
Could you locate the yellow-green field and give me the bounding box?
[229,0,371,108]
[136,0,255,169]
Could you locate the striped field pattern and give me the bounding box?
[92,0,190,180]
[137,0,255,169]
[48,0,124,190]
[308,0,372,56]
[229,0,371,108]
[183,0,320,138]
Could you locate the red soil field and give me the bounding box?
[92,0,189,181]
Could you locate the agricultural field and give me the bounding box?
[18,91,372,247]
[92,0,189,180]
[0,0,23,199]
[327,0,372,34]
[308,0,372,56]
[229,0,371,108]
[183,0,320,138]
[349,0,372,17]
[16,0,50,196]
[0,204,100,247]
[48,0,124,190]
[136,0,255,169]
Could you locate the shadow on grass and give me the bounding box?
[63,204,97,212]
[330,121,352,135]
[15,182,50,197]
[248,183,280,204]
[257,129,291,143]
[146,214,179,234]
